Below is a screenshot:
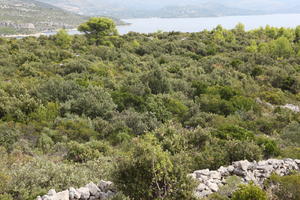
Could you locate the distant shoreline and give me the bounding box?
[1,22,130,38]
[1,28,78,39]
[2,13,300,38]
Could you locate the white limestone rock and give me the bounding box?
[218,166,229,176]
[69,187,81,199]
[207,182,219,192]
[86,182,101,196]
[98,180,114,192]
[210,171,221,180]
[47,189,56,196]
[36,196,42,200]
[197,183,207,192]
[77,187,90,200]
[53,190,69,200]
[227,165,234,173]
[42,195,52,200]
[194,169,210,178]
[234,160,251,171]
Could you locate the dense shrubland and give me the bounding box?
[0,18,300,199]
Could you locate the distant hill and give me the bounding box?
[156,4,259,18]
[0,0,87,35]
[36,0,300,18]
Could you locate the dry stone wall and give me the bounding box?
[36,180,115,200]
[189,158,300,198]
[37,159,300,200]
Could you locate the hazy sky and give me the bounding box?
[82,0,300,10]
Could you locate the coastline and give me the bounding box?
[1,28,78,39]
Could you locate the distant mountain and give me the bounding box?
[0,0,87,35]
[36,0,300,18]
[157,4,259,18]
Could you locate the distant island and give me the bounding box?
[0,0,126,36]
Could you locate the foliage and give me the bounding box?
[0,23,300,199]
[78,17,118,45]
[266,173,300,200]
[231,183,268,200]
[113,135,197,200]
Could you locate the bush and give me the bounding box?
[226,141,263,163]
[194,144,230,170]
[145,68,171,94]
[267,173,300,200]
[9,157,113,200]
[66,141,102,163]
[214,125,255,141]
[113,134,197,200]
[281,122,300,146]
[256,136,280,158]
[231,96,257,112]
[214,176,242,198]
[231,183,268,200]
[281,147,300,159]
[0,123,20,152]
[260,91,285,105]
[67,86,116,119]
[0,194,13,200]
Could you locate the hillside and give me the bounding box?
[37,0,300,18]
[0,0,87,35]
[0,18,300,199]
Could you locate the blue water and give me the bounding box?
[117,14,300,34]
[44,14,300,36]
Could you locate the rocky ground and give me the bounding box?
[37,181,115,200]
[190,158,300,198]
[37,159,300,200]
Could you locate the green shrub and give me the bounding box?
[226,141,263,162]
[68,86,116,119]
[214,125,254,141]
[267,173,300,200]
[260,91,285,105]
[231,183,268,200]
[66,141,102,163]
[194,144,230,170]
[281,147,300,159]
[0,123,20,152]
[145,68,171,94]
[256,136,280,158]
[231,96,257,112]
[113,134,197,200]
[281,122,300,146]
[36,133,54,153]
[111,192,131,200]
[0,194,13,200]
[9,157,113,200]
[215,176,242,198]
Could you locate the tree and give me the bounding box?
[53,29,72,49]
[271,36,293,58]
[78,17,118,45]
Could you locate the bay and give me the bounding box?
[19,13,300,38]
[117,14,300,34]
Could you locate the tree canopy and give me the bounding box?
[78,17,118,45]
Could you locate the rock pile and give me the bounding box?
[189,159,300,198]
[37,159,300,200]
[36,180,115,200]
